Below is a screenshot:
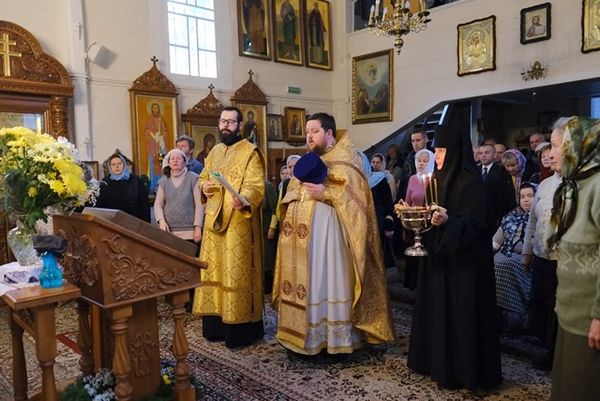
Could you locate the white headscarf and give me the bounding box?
[286,154,301,168]
[414,149,435,182]
[162,148,188,169]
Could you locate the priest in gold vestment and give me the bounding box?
[273,112,395,355]
[193,107,266,348]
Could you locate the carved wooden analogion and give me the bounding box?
[54,209,205,401]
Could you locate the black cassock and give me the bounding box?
[408,105,502,391]
[408,170,502,390]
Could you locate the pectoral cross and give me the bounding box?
[0,33,22,77]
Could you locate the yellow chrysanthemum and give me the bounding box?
[48,179,66,194]
[1,126,99,221]
[63,173,87,196]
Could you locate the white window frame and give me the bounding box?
[167,0,217,78]
[148,0,233,90]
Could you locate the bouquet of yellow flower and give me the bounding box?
[0,126,100,231]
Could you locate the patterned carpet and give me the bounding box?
[0,299,551,401]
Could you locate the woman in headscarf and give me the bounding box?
[402,148,435,290]
[95,153,150,222]
[360,152,394,246]
[154,149,203,245]
[529,142,553,184]
[548,117,600,401]
[385,144,403,191]
[371,152,397,200]
[522,118,570,371]
[404,149,435,206]
[493,182,536,330]
[502,149,527,198]
[407,103,502,391]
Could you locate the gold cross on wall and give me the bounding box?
[0,33,22,77]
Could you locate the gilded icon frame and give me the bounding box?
[457,16,496,77]
[190,126,219,164]
[283,107,307,143]
[267,113,284,141]
[234,102,268,157]
[582,0,600,53]
[303,0,332,70]
[352,49,393,124]
[237,0,272,60]
[130,93,178,191]
[273,0,305,65]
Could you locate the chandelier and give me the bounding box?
[367,0,431,54]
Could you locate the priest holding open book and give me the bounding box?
[193,106,266,348]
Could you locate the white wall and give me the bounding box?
[0,0,68,63]
[1,0,336,161]
[3,0,600,157]
[337,0,600,150]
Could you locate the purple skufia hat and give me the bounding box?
[294,152,328,184]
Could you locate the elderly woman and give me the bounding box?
[95,153,150,222]
[502,149,537,200]
[401,148,435,289]
[548,117,600,401]
[522,118,569,371]
[154,149,203,245]
[404,149,435,207]
[529,142,553,184]
[492,183,536,330]
[502,149,526,196]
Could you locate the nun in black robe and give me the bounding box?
[407,104,502,391]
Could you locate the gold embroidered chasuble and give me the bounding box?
[273,134,395,350]
[193,139,265,324]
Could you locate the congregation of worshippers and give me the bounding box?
[94,104,600,400]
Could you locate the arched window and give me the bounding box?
[167,0,217,78]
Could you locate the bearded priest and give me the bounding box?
[273,112,395,355]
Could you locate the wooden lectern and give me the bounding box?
[53,209,206,401]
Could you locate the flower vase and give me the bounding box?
[6,217,39,266]
[39,251,63,288]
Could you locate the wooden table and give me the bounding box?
[1,283,81,401]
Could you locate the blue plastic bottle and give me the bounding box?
[39,251,63,289]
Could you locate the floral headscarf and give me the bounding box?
[548,117,600,248]
[504,148,527,176]
[499,207,530,257]
[503,148,527,200]
[500,183,537,256]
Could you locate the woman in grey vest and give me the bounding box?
[154,149,203,245]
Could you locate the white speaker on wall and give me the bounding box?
[86,42,109,66]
